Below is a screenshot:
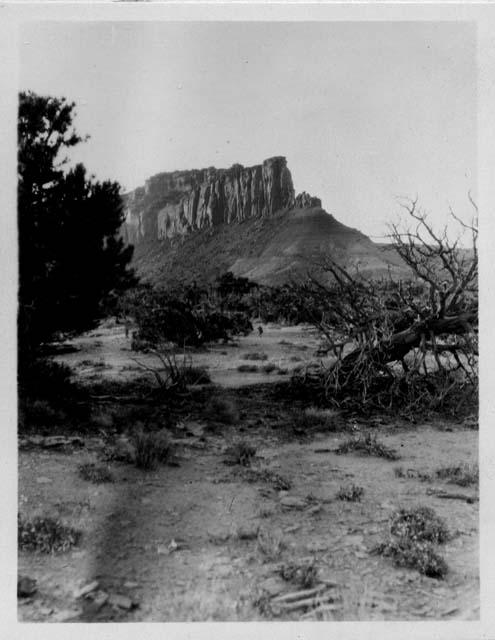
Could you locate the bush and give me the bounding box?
[373,537,448,579]
[390,506,450,544]
[336,432,399,460]
[205,397,239,424]
[224,440,257,467]
[237,364,259,373]
[435,463,478,487]
[279,560,318,588]
[336,484,364,502]
[18,515,82,553]
[242,352,268,361]
[372,505,450,579]
[78,462,114,483]
[130,427,172,470]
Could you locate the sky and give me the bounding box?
[20,21,477,241]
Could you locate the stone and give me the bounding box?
[259,577,286,597]
[281,496,307,510]
[36,477,52,484]
[108,594,136,610]
[17,575,37,598]
[75,580,99,598]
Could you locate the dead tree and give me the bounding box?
[300,197,478,413]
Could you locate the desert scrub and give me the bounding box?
[224,440,257,466]
[372,506,450,579]
[435,463,478,487]
[242,352,268,361]
[279,560,318,589]
[180,365,211,385]
[336,432,399,460]
[336,484,364,502]
[241,467,292,490]
[78,462,114,484]
[373,538,448,579]
[262,363,279,374]
[390,506,450,544]
[205,397,239,424]
[237,364,259,373]
[18,515,82,553]
[131,427,172,470]
[257,525,285,560]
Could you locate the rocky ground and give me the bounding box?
[17,324,479,622]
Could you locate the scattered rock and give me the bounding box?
[91,591,109,610]
[306,504,322,515]
[236,522,260,540]
[75,580,99,598]
[17,575,37,598]
[52,609,81,622]
[283,524,302,534]
[123,581,139,589]
[260,576,286,597]
[108,593,136,610]
[36,477,52,484]
[306,541,328,552]
[208,528,231,544]
[281,496,307,510]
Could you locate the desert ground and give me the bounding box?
[18,322,479,622]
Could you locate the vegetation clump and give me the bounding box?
[78,462,114,484]
[242,352,268,361]
[224,440,257,467]
[335,432,399,460]
[373,506,450,579]
[205,397,239,424]
[18,515,82,553]
[130,427,172,470]
[336,484,364,502]
[435,463,478,487]
[279,560,318,588]
[237,364,259,373]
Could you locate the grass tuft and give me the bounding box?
[78,462,114,483]
[205,397,239,424]
[224,440,257,467]
[336,484,364,502]
[435,463,478,487]
[336,432,399,460]
[237,364,259,373]
[390,506,450,544]
[279,560,318,588]
[242,352,268,361]
[131,427,172,470]
[373,538,448,579]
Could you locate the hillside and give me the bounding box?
[131,205,410,287]
[124,155,410,286]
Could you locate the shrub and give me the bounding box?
[435,463,478,487]
[373,538,448,579]
[237,364,259,373]
[18,515,82,553]
[78,462,114,484]
[262,363,278,374]
[242,352,268,361]
[279,560,318,588]
[224,440,257,467]
[336,484,364,502]
[257,525,285,560]
[390,506,450,544]
[335,432,399,460]
[205,397,239,424]
[130,427,172,470]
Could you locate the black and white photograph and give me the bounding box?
[4,4,491,630]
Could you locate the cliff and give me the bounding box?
[122,156,313,244]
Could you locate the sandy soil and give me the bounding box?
[18,324,479,622]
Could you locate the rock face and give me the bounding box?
[122,156,318,245]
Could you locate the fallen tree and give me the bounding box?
[294,197,478,417]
